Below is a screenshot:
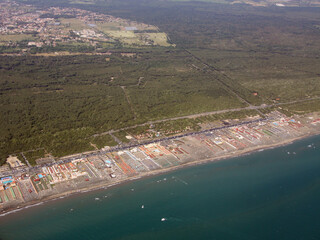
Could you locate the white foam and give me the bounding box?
[0,202,44,217]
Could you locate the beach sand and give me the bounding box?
[1,127,318,217]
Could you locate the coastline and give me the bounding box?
[1,130,318,217]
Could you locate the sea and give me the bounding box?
[1,135,320,240]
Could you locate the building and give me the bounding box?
[6,155,25,168]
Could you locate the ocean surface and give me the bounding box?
[1,135,320,240]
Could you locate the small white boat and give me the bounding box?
[161,218,167,222]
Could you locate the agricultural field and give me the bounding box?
[59,18,88,31]
[0,34,36,42]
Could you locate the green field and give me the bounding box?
[0,34,35,42]
[59,18,87,31]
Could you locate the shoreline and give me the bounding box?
[1,130,318,217]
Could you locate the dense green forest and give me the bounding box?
[0,50,246,163]
[1,0,320,164]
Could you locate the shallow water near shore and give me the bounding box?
[1,135,320,240]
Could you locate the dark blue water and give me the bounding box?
[1,135,320,240]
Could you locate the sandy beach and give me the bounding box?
[1,124,319,217]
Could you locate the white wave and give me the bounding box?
[0,202,44,217]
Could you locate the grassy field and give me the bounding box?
[59,18,88,31]
[145,33,171,46]
[0,34,35,42]
[59,17,173,47]
[96,22,122,31]
[69,0,94,4]
[105,31,171,46]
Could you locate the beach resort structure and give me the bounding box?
[0,111,320,212]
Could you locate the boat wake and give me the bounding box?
[172,176,188,185]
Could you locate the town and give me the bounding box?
[1,111,320,212]
[0,1,171,54]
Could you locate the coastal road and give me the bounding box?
[0,116,270,178]
[4,96,317,178]
[93,96,320,138]
[27,94,320,168]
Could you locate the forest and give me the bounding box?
[1,0,320,164]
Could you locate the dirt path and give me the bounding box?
[93,96,320,138]
[120,86,137,120]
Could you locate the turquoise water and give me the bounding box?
[1,135,320,240]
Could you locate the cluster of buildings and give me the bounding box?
[0,112,319,211]
[0,176,23,204]
[0,1,148,51]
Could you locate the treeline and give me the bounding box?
[3,0,319,165]
[0,49,245,163]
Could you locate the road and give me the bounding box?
[11,95,318,174]
[182,49,320,116]
[109,132,122,145]
[91,48,320,138]
[183,48,268,117]
[1,117,270,178]
[92,96,320,138]
[184,48,253,107]
[20,152,32,168]
[5,93,319,179]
